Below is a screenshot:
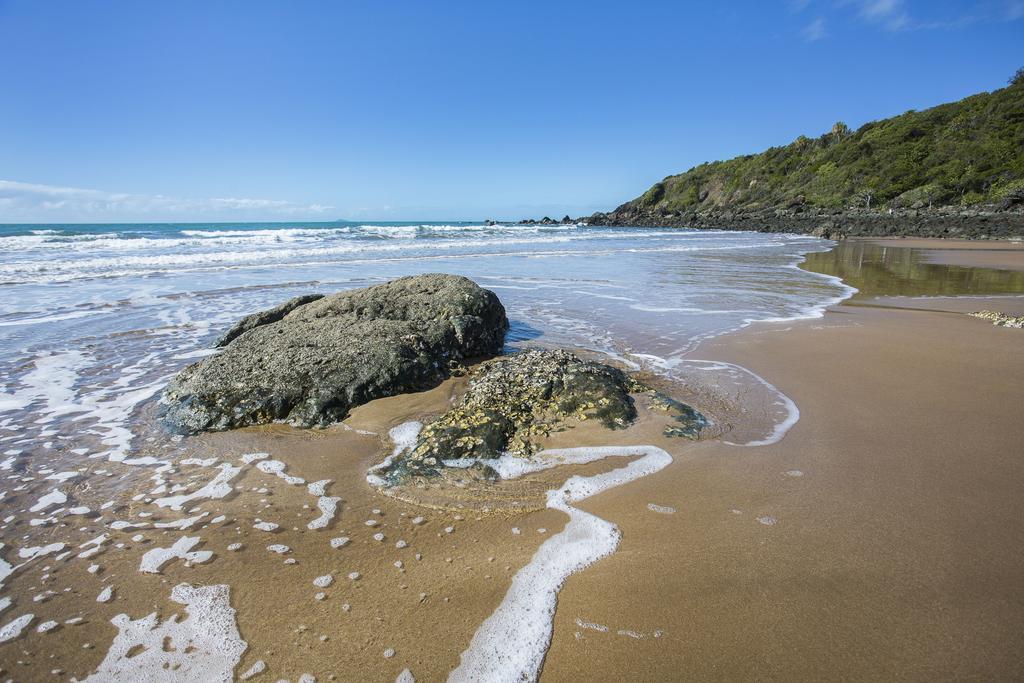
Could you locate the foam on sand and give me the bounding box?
[0,543,13,584]
[17,542,66,561]
[29,488,67,513]
[139,536,213,573]
[367,421,422,486]
[153,463,240,510]
[0,613,34,642]
[77,533,109,559]
[85,583,246,682]
[240,660,266,679]
[448,444,672,683]
[256,459,305,485]
[306,480,340,530]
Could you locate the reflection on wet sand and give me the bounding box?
[801,239,1024,299]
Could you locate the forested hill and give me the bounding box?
[584,70,1024,238]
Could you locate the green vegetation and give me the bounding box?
[630,72,1024,214]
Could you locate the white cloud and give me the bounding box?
[858,0,910,31]
[0,180,334,222]
[802,17,827,41]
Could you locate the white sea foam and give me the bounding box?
[367,421,422,486]
[575,617,609,633]
[308,496,341,531]
[85,583,246,682]
[256,459,305,486]
[17,542,66,561]
[29,489,67,513]
[0,613,33,642]
[153,512,209,530]
[153,464,240,510]
[139,536,213,573]
[448,445,672,682]
[36,619,58,633]
[78,534,109,559]
[240,660,266,679]
[180,457,217,467]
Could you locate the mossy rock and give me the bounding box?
[650,392,709,439]
[398,349,643,478]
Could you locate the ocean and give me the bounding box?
[0,221,853,466]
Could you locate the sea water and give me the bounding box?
[0,221,851,466]
[0,220,858,679]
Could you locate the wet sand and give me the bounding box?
[0,363,700,682]
[538,240,1024,680]
[2,238,1022,681]
[860,236,1024,272]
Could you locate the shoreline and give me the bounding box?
[519,209,1024,240]
[537,239,1024,680]
[2,238,1022,680]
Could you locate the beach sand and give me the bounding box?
[538,239,1024,680]
[2,239,1022,681]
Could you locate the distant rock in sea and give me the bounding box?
[160,274,508,434]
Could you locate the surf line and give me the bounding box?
[447,444,672,683]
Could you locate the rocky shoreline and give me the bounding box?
[160,274,508,434]
[512,206,1024,240]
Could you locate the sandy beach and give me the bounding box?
[4,6,1023,681]
[539,239,1024,680]
[1,237,1022,682]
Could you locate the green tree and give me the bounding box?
[830,121,851,143]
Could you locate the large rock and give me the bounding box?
[214,293,324,347]
[160,274,508,434]
[390,349,643,479]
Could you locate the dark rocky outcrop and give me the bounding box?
[160,274,508,434]
[649,392,709,439]
[391,349,642,479]
[581,205,1024,239]
[214,293,324,347]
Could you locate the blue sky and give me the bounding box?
[0,0,1021,223]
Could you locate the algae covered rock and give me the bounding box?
[398,348,643,477]
[969,310,1024,328]
[650,392,710,439]
[160,274,508,434]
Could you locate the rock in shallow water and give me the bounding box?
[394,348,643,478]
[160,274,508,434]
